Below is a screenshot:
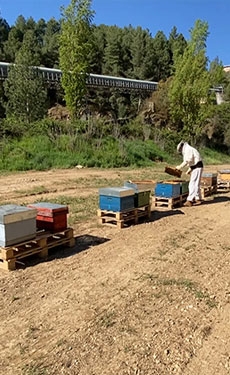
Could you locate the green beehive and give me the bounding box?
[180,181,189,194]
[134,190,151,207]
[123,182,151,207]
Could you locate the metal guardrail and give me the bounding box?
[0,61,158,92]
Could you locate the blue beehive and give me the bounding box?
[155,181,180,198]
[99,187,135,212]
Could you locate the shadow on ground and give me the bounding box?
[203,195,230,205]
[150,209,185,222]
[17,234,111,269]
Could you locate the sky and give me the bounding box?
[0,0,229,67]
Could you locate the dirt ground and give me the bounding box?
[0,165,230,375]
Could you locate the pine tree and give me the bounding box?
[4,29,47,123]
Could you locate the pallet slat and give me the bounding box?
[0,228,75,271]
[153,193,188,209]
[201,185,217,198]
[97,205,151,228]
[217,181,230,192]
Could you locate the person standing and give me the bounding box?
[176,141,203,207]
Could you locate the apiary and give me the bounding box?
[155,181,181,198]
[0,205,37,247]
[27,202,69,232]
[201,173,218,186]
[123,182,151,207]
[99,187,135,212]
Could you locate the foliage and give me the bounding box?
[59,0,95,118]
[0,14,230,154]
[168,20,212,143]
[3,30,47,123]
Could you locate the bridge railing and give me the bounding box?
[0,61,158,92]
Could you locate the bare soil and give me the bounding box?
[0,165,230,375]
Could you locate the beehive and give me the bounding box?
[155,181,181,198]
[0,205,37,247]
[201,173,218,186]
[99,187,135,212]
[28,202,69,232]
[123,182,151,207]
[218,170,230,181]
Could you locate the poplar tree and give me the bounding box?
[168,20,211,142]
[59,0,95,118]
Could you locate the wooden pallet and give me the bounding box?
[201,185,217,198]
[217,181,230,192]
[152,193,188,209]
[0,228,75,271]
[97,205,151,228]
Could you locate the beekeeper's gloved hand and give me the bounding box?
[186,167,191,175]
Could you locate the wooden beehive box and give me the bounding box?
[218,170,230,181]
[123,182,151,207]
[155,181,181,198]
[99,187,135,212]
[164,180,189,194]
[201,173,218,186]
[28,202,69,233]
[0,205,37,247]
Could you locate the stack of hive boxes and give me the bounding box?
[98,184,152,227]
[153,180,189,209]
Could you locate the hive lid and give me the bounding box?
[202,173,218,177]
[99,186,135,197]
[0,204,37,224]
[27,202,69,216]
[218,170,230,174]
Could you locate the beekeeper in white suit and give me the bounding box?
[176,141,203,207]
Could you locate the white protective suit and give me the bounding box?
[176,142,203,202]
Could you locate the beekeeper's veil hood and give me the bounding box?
[177,141,185,153]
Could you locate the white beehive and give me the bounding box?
[0,205,37,247]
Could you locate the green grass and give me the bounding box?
[201,147,230,164]
[141,274,217,309]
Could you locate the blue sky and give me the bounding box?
[0,0,229,66]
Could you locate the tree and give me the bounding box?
[168,26,187,73]
[3,16,27,62]
[0,18,10,60]
[4,29,47,124]
[168,20,211,143]
[130,26,151,79]
[59,0,95,118]
[41,18,60,68]
[151,31,171,81]
[103,26,124,77]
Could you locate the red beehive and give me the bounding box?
[27,202,69,232]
